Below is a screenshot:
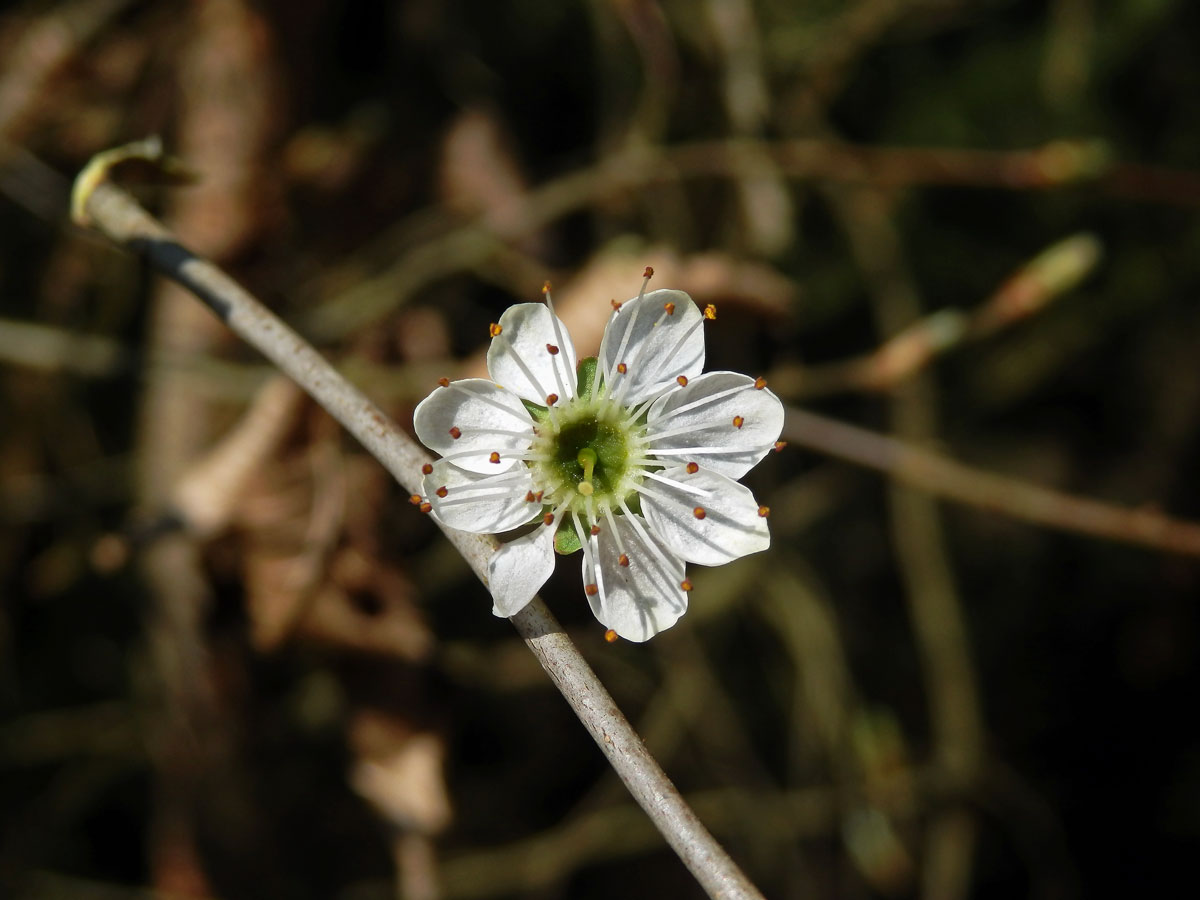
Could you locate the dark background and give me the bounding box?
[2,0,1199,898]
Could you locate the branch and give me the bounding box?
[783,404,1200,558]
[74,171,765,900]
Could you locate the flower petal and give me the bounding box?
[423,460,540,533]
[413,378,533,473]
[645,372,785,479]
[599,289,704,405]
[638,465,770,565]
[489,524,556,617]
[586,514,688,642]
[486,303,578,405]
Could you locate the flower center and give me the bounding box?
[529,393,644,515]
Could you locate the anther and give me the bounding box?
[664,302,676,315]
[449,426,462,439]
[693,507,707,520]
[611,299,623,311]
[732,416,745,429]
[617,362,627,374]
[435,486,448,498]
[676,375,689,387]
[488,451,501,464]
[758,506,770,518]
[686,462,699,474]
[590,525,601,536]
[618,553,630,567]
[525,491,537,502]
[680,579,694,592]
[488,322,502,337]
[604,629,619,643]
[703,304,717,320]
[585,583,599,596]
[419,502,433,514]
[421,463,433,475]
[643,266,654,278]
[546,344,559,355]
[774,440,787,452]
[437,377,450,387]
[542,280,552,295]
[546,393,559,406]
[535,491,544,502]
[408,494,422,506]
[754,376,768,390]
[543,512,555,526]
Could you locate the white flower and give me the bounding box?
[413,277,784,642]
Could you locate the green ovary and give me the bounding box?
[549,417,629,499]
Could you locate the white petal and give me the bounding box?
[486,303,578,405]
[639,465,770,565]
[599,289,704,405]
[586,514,687,642]
[488,525,556,618]
[423,460,540,533]
[413,378,533,473]
[645,372,785,479]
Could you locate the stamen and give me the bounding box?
[448,382,538,424]
[664,302,676,315]
[703,304,717,320]
[680,579,693,592]
[541,282,574,401]
[448,426,462,439]
[489,322,502,337]
[618,554,630,567]
[693,507,706,520]
[758,506,770,518]
[574,512,603,602]
[501,341,552,402]
[646,382,751,427]
[419,502,433,514]
[774,441,787,452]
[686,462,699,474]
[618,498,680,578]
[732,416,745,429]
[438,377,450,387]
[590,524,601,536]
[601,506,627,558]
[546,344,559,355]
[488,452,501,464]
[676,375,688,387]
[408,495,422,505]
[605,629,619,642]
[617,362,627,374]
[543,512,555,525]
[546,393,559,406]
[611,299,622,311]
[638,470,713,498]
[525,491,536,502]
[754,376,768,390]
[421,463,433,475]
[436,486,448,498]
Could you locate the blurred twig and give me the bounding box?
[74,167,767,900]
[782,404,1200,558]
[771,233,1102,399]
[305,136,1197,340]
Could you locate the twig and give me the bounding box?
[770,233,1102,399]
[74,173,766,900]
[782,404,1200,558]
